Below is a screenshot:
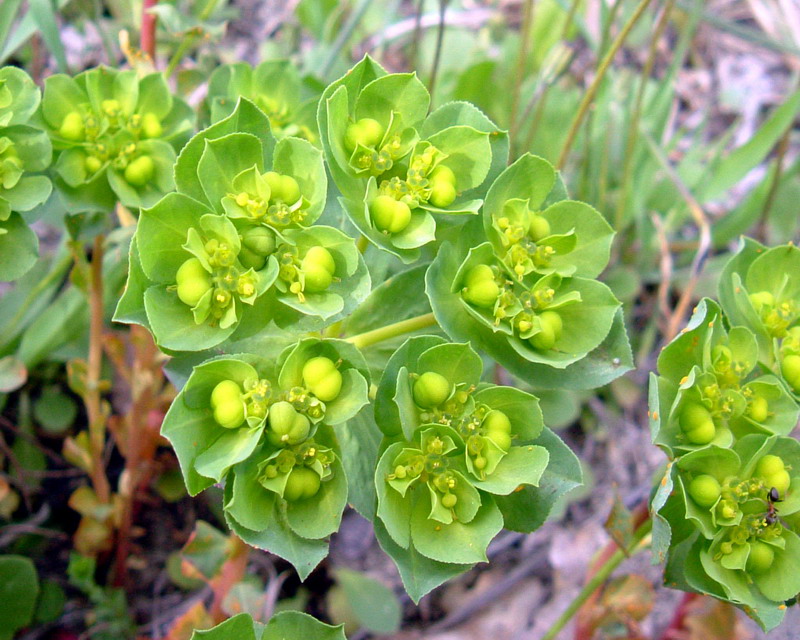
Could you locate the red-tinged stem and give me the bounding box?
[659,592,702,640]
[141,0,158,61]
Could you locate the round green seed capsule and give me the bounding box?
[528,214,551,242]
[85,155,103,174]
[263,171,282,198]
[370,195,412,234]
[176,258,212,307]
[429,180,456,208]
[239,226,276,270]
[141,112,163,138]
[284,466,321,502]
[781,354,800,393]
[486,430,511,452]
[210,380,242,408]
[302,356,343,403]
[687,474,721,508]
[59,111,85,141]
[412,371,452,409]
[441,493,457,509]
[462,264,499,308]
[279,175,301,204]
[213,400,245,429]
[748,395,769,423]
[473,456,487,470]
[301,246,336,293]
[268,400,311,445]
[344,117,385,151]
[679,402,716,444]
[529,310,563,351]
[770,469,791,496]
[755,454,786,478]
[124,155,155,187]
[482,410,512,434]
[746,541,775,574]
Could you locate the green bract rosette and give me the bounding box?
[427,240,626,387]
[224,424,348,579]
[190,611,346,640]
[372,337,554,584]
[719,238,800,367]
[161,356,275,496]
[320,56,504,263]
[0,67,52,281]
[191,129,327,229]
[688,435,800,623]
[38,66,193,211]
[320,56,429,200]
[275,337,370,426]
[0,69,52,223]
[270,225,369,322]
[650,299,800,457]
[483,154,614,280]
[119,194,278,351]
[205,60,320,145]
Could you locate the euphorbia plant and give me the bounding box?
[0,66,53,282]
[111,55,628,602]
[651,240,800,631]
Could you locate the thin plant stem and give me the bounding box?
[165,28,201,78]
[410,0,425,70]
[346,312,437,349]
[87,234,112,504]
[616,0,676,230]
[427,0,450,107]
[509,0,535,153]
[755,126,792,242]
[321,0,373,78]
[556,0,655,170]
[542,521,653,640]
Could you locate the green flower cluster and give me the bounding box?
[374,338,551,567]
[0,67,52,282]
[161,339,369,577]
[205,60,319,144]
[39,66,193,210]
[116,99,369,352]
[427,154,624,387]
[320,56,506,262]
[651,241,800,630]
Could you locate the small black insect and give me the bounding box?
[765,487,783,525]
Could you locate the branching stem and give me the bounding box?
[345,312,437,349]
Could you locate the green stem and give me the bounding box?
[165,28,200,78]
[427,0,451,107]
[345,312,437,349]
[509,0,535,155]
[321,0,372,79]
[556,0,655,170]
[615,0,675,231]
[541,522,653,640]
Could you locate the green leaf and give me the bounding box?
[176,98,275,206]
[410,492,503,564]
[198,133,265,211]
[333,568,401,634]
[113,235,152,327]
[495,427,582,532]
[419,101,508,203]
[472,445,549,495]
[191,613,257,640]
[0,555,39,640]
[0,212,38,281]
[374,519,472,604]
[424,125,492,193]
[224,482,329,581]
[338,406,382,519]
[264,611,346,640]
[28,0,69,73]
